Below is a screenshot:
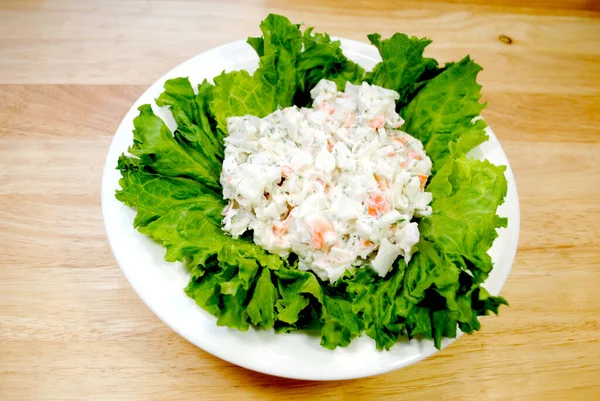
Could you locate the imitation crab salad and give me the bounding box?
[115,13,510,351]
[221,80,432,282]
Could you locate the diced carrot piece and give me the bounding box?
[394,137,407,146]
[272,211,293,237]
[272,224,287,236]
[321,101,334,115]
[312,232,325,249]
[366,192,389,217]
[409,151,421,160]
[418,175,428,190]
[370,115,385,129]
[308,218,335,250]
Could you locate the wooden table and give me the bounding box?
[1,0,599,399]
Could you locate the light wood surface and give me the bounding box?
[1,1,599,400]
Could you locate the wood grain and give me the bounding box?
[1,1,599,400]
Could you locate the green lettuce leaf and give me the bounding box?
[273,267,323,326]
[254,13,302,57]
[295,28,365,105]
[214,14,366,134]
[115,163,220,228]
[247,36,264,57]
[116,159,236,267]
[401,57,488,169]
[420,156,508,283]
[127,104,221,190]
[211,70,277,133]
[320,293,362,349]
[400,156,507,348]
[248,17,365,108]
[184,257,222,315]
[137,202,228,266]
[246,266,278,329]
[254,14,302,108]
[344,264,406,350]
[155,78,223,170]
[365,33,437,107]
[184,243,284,330]
[211,14,303,133]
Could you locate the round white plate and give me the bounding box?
[102,38,520,381]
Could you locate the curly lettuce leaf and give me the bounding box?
[115,162,219,228]
[247,36,264,57]
[212,243,278,330]
[401,157,507,348]
[248,17,365,108]
[401,57,488,169]
[155,78,223,169]
[211,70,277,132]
[211,14,303,132]
[254,14,302,108]
[295,28,365,104]
[404,156,507,347]
[344,263,406,350]
[252,13,302,57]
[320,293,363,349]
[273,267,323,326]
[246,266,278,329]
[214,14,365,133]
[138,202,228,266]
[365,33,438,107]
[185,243,284,331]
[127,104,221,190]
[420,156,508,283]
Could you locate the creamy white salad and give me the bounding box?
[220,79,433,283]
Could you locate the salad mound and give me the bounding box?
[116,14,508,350]
[221,79,433,283]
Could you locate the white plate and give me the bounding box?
[101,38,520,380]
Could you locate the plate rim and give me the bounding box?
[101,38,520,380]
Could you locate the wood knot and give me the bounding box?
[498,35,513,45]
